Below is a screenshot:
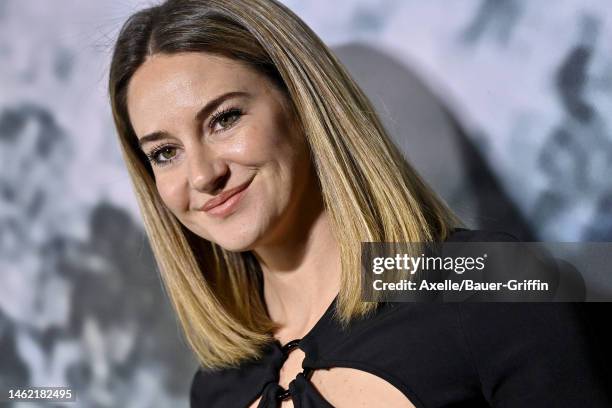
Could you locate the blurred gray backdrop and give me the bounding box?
[1,0,611,407]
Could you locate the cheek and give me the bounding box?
[238,106,297,161]
[240,137,300,178]
[155,175,187,213]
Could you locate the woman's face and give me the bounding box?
[126,52,315,252]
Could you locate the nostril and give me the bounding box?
[190,164,230,193]
[211,171,231,193]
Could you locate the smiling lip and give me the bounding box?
[200,178,253,215]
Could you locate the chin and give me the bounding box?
[214,239,254,253]
[209,227,262,253]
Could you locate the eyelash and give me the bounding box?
[144,106,243,167]
[145,144,179,168]
[209,107,243,132]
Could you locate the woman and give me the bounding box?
[108,0,610,406]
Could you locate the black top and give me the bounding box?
[190,228,612,407]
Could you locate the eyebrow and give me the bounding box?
[136,90,250,149]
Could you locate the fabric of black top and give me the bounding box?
[190,228,612,407]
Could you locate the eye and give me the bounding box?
[145,144,178,167]
[209,107,243,133]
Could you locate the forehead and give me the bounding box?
[126,52,264,131]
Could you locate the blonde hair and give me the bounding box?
[109,0,464,369]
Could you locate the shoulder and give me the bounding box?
[189,342,282,408]
[446,227,587,301]
[456,301,612,405]
[190,365,254,408]
[457,302,612,407]
[190,366,232,408]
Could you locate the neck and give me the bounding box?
[253,206,341,343]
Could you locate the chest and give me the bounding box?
[247,347,416,408]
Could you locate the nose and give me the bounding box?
[187,147,228,193]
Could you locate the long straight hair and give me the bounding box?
[109,0,464,369]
